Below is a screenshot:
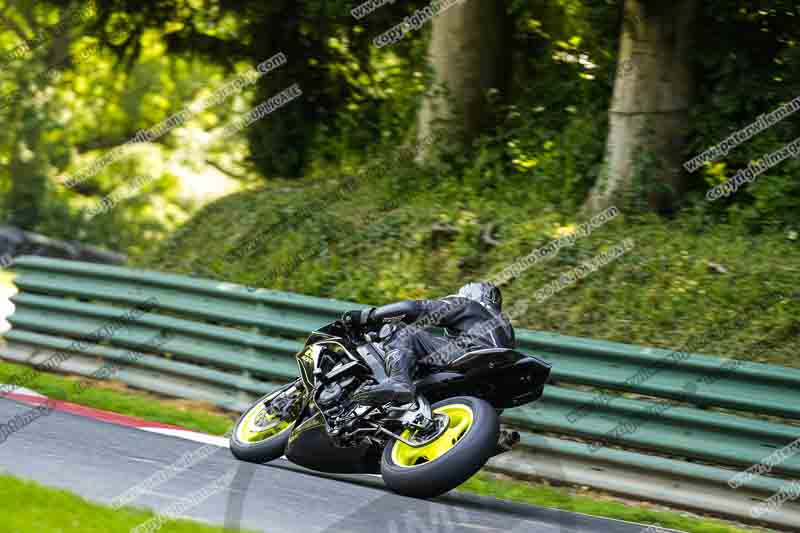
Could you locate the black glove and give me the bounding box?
[341,309,373,332]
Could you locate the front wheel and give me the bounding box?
[381,396,499,499]
[230,380,303,464]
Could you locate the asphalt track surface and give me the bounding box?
[0,395,674,533]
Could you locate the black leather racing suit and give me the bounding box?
[361,296,516,368]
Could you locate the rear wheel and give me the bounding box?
[380,396,499,498]
[230,381,303,464]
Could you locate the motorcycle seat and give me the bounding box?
[444,347,523,371]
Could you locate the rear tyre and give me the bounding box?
[230,381,302,464]
[380,396,499,499]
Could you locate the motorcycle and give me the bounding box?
[229,319,551,498]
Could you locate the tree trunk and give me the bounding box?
[8,98,48,230]
[8,159,47,230]
[415,1,510,161]
[585,0,697,214]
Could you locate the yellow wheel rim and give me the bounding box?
[236,401,294,444]
[391,404,474,468]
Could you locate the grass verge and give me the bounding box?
[0,360,770,533]
[0,359,235,435]
[0,474,256,533]
[142,179,800,369]
[462,473,766,533]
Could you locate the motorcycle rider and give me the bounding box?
[341,281,514,406]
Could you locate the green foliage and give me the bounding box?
[686,1,800,228]
[0,1,244,257]
[0,0,796,246]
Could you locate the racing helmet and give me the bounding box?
[456,282,502,312]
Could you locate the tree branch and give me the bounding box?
[72,131,169,153]
[204,159,249,180]
[46,7,73,68]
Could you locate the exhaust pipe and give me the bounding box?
[495,430,520,456]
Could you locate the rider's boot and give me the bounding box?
[353,349,416,406]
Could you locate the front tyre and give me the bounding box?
[230,380,303,464]
[381,396,499,499]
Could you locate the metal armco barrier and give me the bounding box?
[2,256,799,529]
